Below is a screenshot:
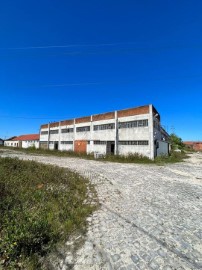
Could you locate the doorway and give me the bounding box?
[106,141,115,155]
[74,140,87,153]
[54,142,58,150]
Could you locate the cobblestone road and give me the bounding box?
[1,150,202,270]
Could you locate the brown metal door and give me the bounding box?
[74,140,87,153]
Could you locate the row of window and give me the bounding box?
[50,130,59,134]
[119,141,149,145]
[119,119,148,129]
[76,126,90,132]
[61,128,74,133]
[94,141,107,145]
[94,123,115,131]
[41,119,148,135]
[61,141,73,144]
[40,140,149,146]
[41,131,48,135]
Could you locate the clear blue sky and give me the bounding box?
[0,0,202,141]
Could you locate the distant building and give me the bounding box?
[39,104,170,159]
[183,141,202,151]
[4,134,39,149]
[3,136,17,147]
[0,138,4,146]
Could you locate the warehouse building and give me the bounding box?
[39,104,169,159]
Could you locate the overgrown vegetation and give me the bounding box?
[0,145,188,164]
[154,150,188,164]
[0,157,97,269]
[169,133,185,150]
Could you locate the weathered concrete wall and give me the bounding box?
[118,145,150,157]
[39,105,168,158]
[22,141,39,149]
[157,141,169,156]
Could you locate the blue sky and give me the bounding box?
[0,0,202,140]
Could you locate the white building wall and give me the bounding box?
[40,114,151,156]
[40,128,49,142]
[4,141,19,147]
[88,144,106,155]
[118,115,150,141]
[59,126,74,139]
[60,144,73,151]
[39,105,168,159]
[49,127,60,141]
[118,145,150,158]
[74,122,91,141]
[22,141,39,149]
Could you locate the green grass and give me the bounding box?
[0,157,97,269]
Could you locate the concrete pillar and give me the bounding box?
[115,110,119,155]
[73,119,76,151]
[58,121,61,150]
[89,115,93,153]
[149,105,154,160]
[47,123,50,150]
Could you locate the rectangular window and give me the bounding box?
[41,131,48,135]
[138,140,149,145]
[61,128,74,133]
[40,141,47,144]
[61,141,73,144]
[50,130,59,134]
[49,141,54,144]
[119,119,148,129]
[119,141,149,145]
[93,123,115,131]
[76,126,90,132]
[94,141,107,145]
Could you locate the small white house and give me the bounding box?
[4,134,39,149]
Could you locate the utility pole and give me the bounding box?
[171,125,175,134]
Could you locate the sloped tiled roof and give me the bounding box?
[12,134,39,141]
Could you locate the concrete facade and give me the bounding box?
[40,104,170,159]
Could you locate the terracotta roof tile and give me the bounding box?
[12,134,39,141]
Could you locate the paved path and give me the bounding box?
[1,150,202,270]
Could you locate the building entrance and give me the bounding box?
[54,142,58,150]
[106,141,115,155]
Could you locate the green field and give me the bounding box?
[0,157,97,269]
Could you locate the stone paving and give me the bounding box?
[0,150,202,270]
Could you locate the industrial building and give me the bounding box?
[39,104,169,159]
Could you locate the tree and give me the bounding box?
[169,133,184,150]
